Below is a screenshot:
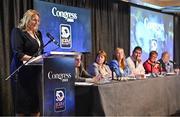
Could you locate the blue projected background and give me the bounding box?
[34,0,91,53]
[130,6,174,62]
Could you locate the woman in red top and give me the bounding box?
[143,51,161,74]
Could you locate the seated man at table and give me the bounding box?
[158,51,178,73]
[126,46,145,78]
[143,51,161,74]
[75,54,101,83]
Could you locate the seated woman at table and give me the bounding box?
[109,48,131,79]
[88,50,113,80]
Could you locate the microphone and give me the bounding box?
[169,60,176,65]
[111,66,117,80]
[154,61,160,64]
[46,32,60,47]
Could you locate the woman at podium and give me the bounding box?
[10,9,44,116]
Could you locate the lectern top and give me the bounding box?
[46,51,81,56]
[25,51,80,65]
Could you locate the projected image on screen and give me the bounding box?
[34,0,91,53]
[130,6,174,62]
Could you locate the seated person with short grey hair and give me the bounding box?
[158,51,173,73]
[75,54,101,82]
[158,51,179,74]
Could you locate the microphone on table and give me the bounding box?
[169,60,176,65]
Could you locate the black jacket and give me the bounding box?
[75,63,92,82]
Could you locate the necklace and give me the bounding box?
[27,31,36,38]
[34,33,41,47]
[27,31,41,47]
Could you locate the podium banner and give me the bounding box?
[42,56,75,116]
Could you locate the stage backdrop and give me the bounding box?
[34,0,92,53]
[130,6,174,62]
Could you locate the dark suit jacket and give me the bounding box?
[10,27,44,74]
[75,63,93,82]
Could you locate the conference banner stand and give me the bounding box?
[28,51,78,116]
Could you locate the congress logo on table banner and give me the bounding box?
[54,88,66,112]
[60,24,72,49]
[43,57,75,116]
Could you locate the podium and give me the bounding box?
[27,51,78,116]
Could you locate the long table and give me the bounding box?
[75,75,180,116]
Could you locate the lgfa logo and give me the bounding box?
[60,24,72,49]
[54,88,66,112]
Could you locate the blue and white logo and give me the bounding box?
[54,88,66,112]
[60,24,72,49]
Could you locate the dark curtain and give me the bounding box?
[0,0,180,115]
[0,0,34,115]
[174,16,180,66]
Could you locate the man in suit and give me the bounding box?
[75,54,101,82]
[158,51,178,73]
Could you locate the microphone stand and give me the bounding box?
[150,62,157,78]
[151,63,153,77]
[111,69,114,80]
[159,63,162,75]
[5,39,54,81]
[112,66,117,80]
